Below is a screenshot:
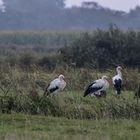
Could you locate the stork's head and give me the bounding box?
[116,66,122,71]
[58,74,65,80]
[102,75,108,80]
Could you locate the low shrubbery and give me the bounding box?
[60,26,140,69]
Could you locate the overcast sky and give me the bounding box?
[0,0,3,5]
[0,0,139,13]
[66,0,140,12]
[0,0,5,12]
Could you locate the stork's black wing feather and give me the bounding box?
[113,79,122,94]
[84,82,103,97]
[49,86,59,93]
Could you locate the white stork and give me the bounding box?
[84,75,109,97]
[112,66,122,95]
[44,74,66,96]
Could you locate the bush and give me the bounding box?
[38,55,59,70]
[60,26,140,69]
[19,53,36,68]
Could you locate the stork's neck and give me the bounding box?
[117,69,122,78]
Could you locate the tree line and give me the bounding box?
[0,0,140,30]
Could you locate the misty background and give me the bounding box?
[0,0,140,30]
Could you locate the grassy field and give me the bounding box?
[0,67,139,140]
[0,65,139,139]
[0,68,139,140]
[0,114,140,140]
[0,30,139,140]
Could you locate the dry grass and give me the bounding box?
[0,66,139,119]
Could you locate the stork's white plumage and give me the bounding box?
[84,75,109,97]
[44,74,66,95]
[112,66,122,95]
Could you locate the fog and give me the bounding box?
[0,0,140,30]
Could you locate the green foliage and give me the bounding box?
[60,26,140,69]
[38,55,58,70]
[19,53,36,68]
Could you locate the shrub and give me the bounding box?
[19,53,36,68]
[38,55,58,70]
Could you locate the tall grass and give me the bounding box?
[0,65,139,120]
[1,90,140,120]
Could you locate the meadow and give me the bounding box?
[1,114,140,140]
[0,30,140,139]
